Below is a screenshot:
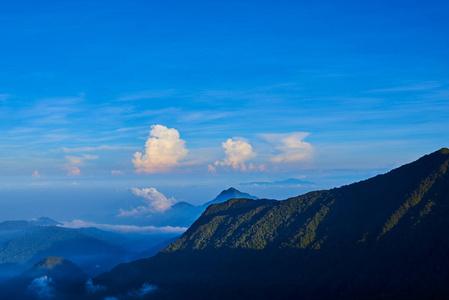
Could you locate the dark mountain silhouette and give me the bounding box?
[92,148,449,300]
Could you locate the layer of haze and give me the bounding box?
[0,0,448,224]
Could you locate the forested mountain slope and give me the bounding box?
[93,148,449,300]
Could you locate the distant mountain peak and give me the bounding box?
[35,257,66,269]
[30,217,61,226]
[203,187,258,207]
[22,256,88,280]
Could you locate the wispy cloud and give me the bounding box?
[116,90,176,102]
[20,96,86,125]
[60,220,187,234]
[65,154,98,166]
[53,145,139,153]
[111,170,125,175]
[128,283,157,297]
[368,82,441,93]
[261,132,314,163]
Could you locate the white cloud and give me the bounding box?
[32,170,41,178]
[133,125,188,173]
[64,167,81,176]
[118,188,176,216]
[128,283,157,297]
[28,276,55,299]
[214,137,257,171]
[60,220,187,234]
[261,132,313,163]
[207,164,217,173]
[85,279,105,294]
[111,170,125,175]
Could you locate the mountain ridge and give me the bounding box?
[93,148,449,300]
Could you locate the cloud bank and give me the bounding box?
[60,220,187,234]
[133,125,188,173]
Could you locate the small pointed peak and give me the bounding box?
[35,256,66,269]
[30,217,61,226]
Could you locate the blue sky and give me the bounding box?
[0,0,448,223]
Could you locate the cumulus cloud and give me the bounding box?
[118,188,175,216]
[64,167,81,176]
[111,170,125,175]
[133,125,188,173]
[32,170,41,178]
[28,276,55,299]
[62,154,98,176]
[207,164,217,173]
[261,132,313,163]
[214,137,257,171]
[60,220,187,234]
